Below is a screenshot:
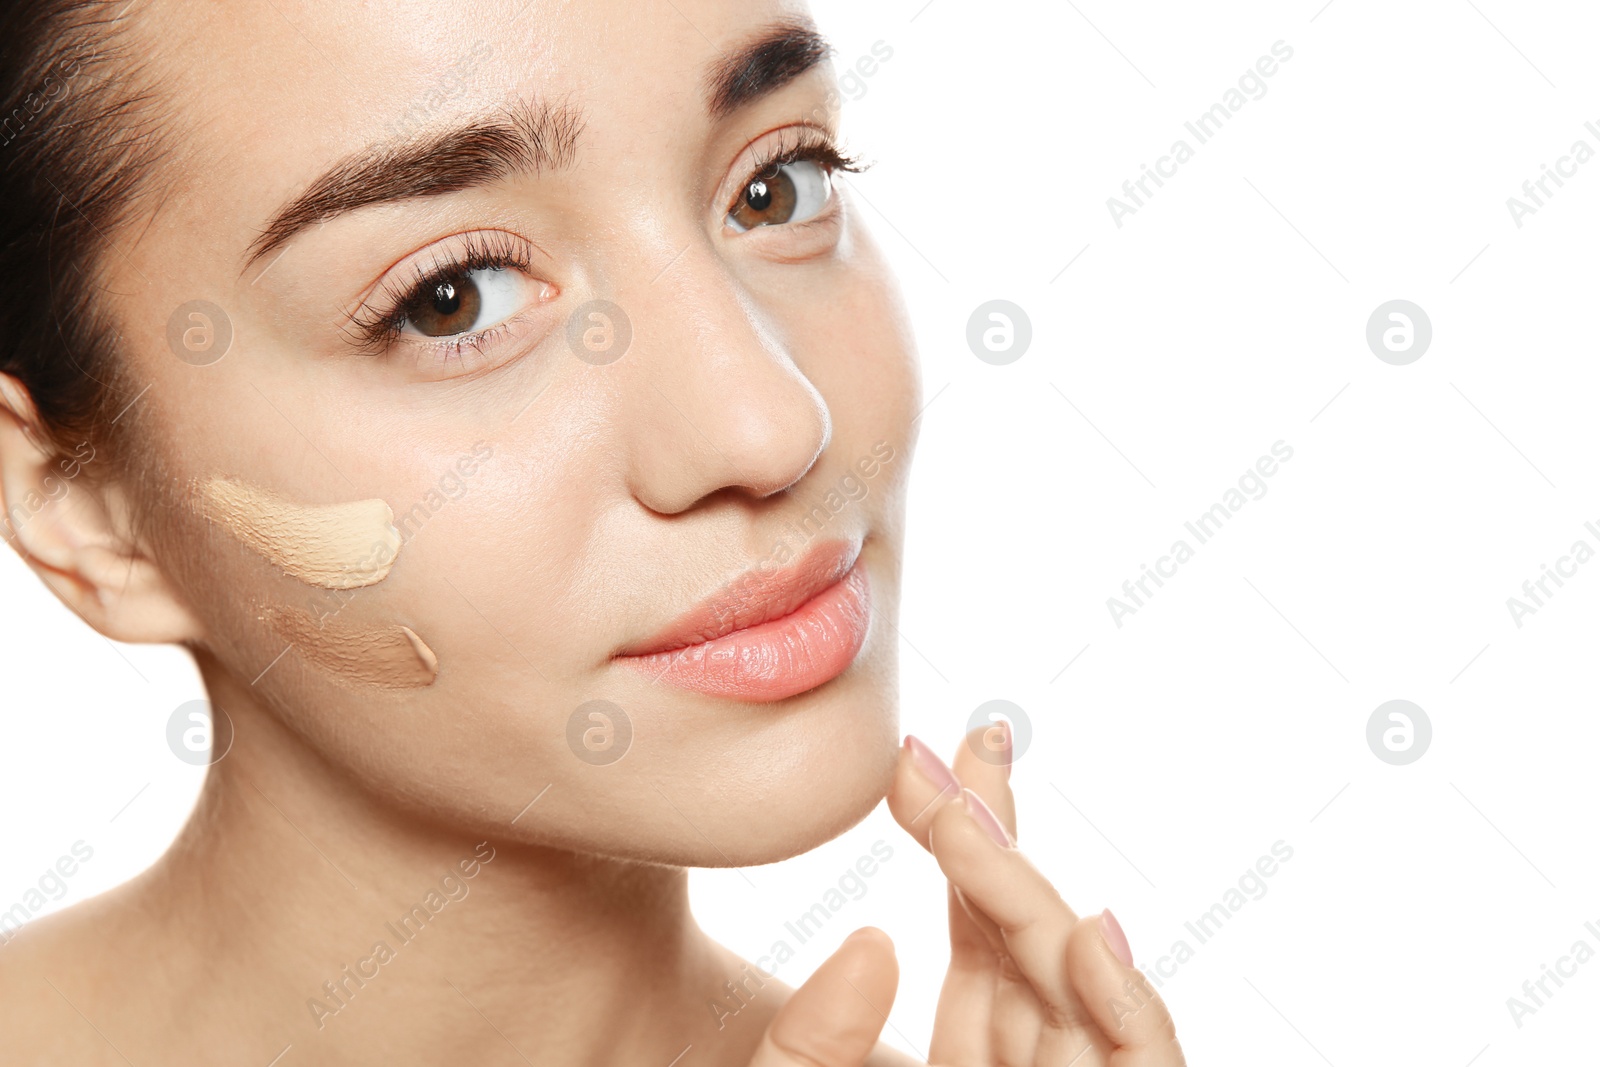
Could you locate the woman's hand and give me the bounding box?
[745,725,1184,1066]
[882,725,1186,1066]
[743,926,905,1066]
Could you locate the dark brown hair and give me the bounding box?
[0,0,167,475]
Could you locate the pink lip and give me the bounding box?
[616,540,872,702]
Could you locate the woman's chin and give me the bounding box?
[511,685,902,869]
[712,746,899,868]
[674,693,902,868]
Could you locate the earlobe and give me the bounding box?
[0,374,205,646]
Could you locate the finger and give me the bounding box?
[945,724,1020,983]
[749,927,899,1067]
[886,734,963,851]
[1066,911,1185,1066]
[887,738,996,1064]
[927,788,1081,1014]
[947,837,1052,1067]
[950,721,1015,839]
[925,883,997,1067]
[946,723,1018,955]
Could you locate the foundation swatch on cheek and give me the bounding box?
[199,478,402,589]
[262,605,439,689]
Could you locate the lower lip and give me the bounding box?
[619,563,872,702]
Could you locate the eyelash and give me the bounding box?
[348,229,535,357]
[729,126,865,217]
[348,129,864,358]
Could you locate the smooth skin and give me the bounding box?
[0,0,1183,1062]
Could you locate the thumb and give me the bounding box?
[748,927,900,1067]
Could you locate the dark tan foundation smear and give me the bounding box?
[263,605,439,689]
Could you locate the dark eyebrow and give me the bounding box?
[705,18,832,120]
[242,99,584,271]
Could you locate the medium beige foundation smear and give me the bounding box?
[198,478,402,589]
[263,606,439,689]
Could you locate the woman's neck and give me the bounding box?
[30,653,785,1065]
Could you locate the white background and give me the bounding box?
[5,1,1600,1063]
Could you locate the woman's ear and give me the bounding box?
[0,373,205,645]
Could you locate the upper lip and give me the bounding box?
[615,538,863,657]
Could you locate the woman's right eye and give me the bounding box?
[398,266,527,339]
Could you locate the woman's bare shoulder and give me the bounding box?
[0,900,138,1066]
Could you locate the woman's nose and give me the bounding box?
[618,244,831,515]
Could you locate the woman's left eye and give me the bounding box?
[726,160,834,232]
[398,266,526,339]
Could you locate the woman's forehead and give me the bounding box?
[136,0,830,260]
[151,0,819,127]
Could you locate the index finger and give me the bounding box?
[886,734,964,850]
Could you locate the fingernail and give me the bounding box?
[905,735,958,795]
[1100,908,1134,967]
[962,788,1013,848]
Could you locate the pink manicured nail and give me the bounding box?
[905,735,958,795]
[1100,908,1134,967]
[962,788,1013,848]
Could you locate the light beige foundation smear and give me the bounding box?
[198,478,402,589]
[263,605,439,689]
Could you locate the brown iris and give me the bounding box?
[729,166,799,229]
[405,276,483,337]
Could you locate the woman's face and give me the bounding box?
[114,0,919,863]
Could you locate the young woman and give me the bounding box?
[0,1,1184,1062]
